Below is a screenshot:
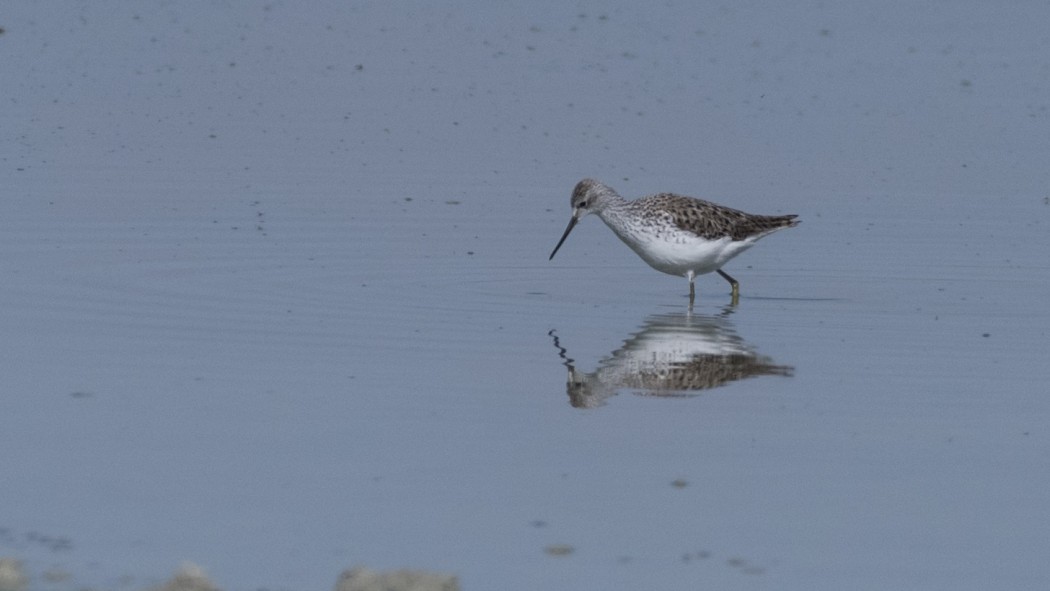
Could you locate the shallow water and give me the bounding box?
[2,2,1049,590]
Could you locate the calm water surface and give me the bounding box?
[2,2,1048,590]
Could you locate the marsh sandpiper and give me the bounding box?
[549,179,799,303]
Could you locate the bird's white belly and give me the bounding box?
[616,228,757,278]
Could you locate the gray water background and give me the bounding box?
[2,2,1048,590]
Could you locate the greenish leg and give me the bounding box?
[717,269,739,300]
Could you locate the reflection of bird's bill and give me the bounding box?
[549,215,578,260]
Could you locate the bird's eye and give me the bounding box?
[580,200,589,208]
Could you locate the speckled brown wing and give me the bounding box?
[648,194,799,241]
[621,354,794,392]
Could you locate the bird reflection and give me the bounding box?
[550,309,793,408]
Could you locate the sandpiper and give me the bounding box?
[549,179,799,302]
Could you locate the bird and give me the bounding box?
[549,178,799,303]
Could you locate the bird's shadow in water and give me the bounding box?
[549,306,794,409]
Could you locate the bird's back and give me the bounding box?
[638,194,799,241]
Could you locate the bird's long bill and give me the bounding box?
[549,216,578,260]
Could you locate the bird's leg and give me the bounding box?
[687,271,696,306]
[717,269,740,301]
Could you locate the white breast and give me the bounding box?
[605,215,758,278]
